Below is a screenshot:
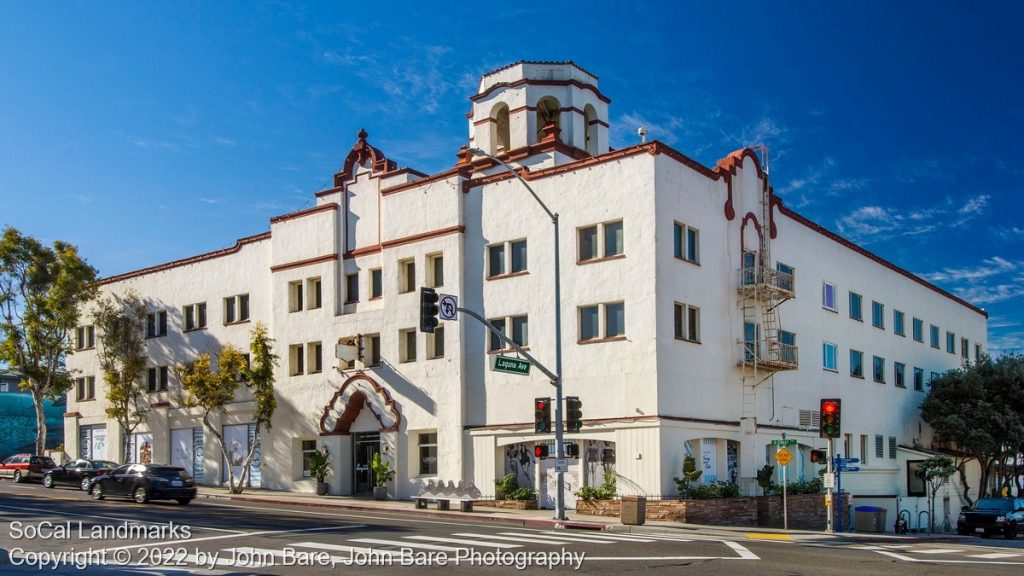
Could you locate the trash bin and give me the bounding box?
[620,496,646,525]
[854,506,887,533]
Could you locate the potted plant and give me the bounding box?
[307,449,332,496]
[371,452,394,500]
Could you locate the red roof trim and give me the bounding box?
[778,204,987,317]
[99,232,271,285]
[269,202,338,224]
[480,60,599,80]
[270,253,338,273]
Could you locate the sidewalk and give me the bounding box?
[195,487,971,543]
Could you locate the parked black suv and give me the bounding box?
[957,497,1024,539]
[90,463,196,505]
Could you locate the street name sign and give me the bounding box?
[771,439,798,447]
[491,355,531,376]
[439,294,458,320]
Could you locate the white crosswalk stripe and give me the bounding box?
[969,552,1024,559]
[404,535,522,548]
[498,531,628,544]
[913,548,965,554]
[452,532,571,545]
[348,537,465,552]
[539,530,657,542]
[290,541,400,557]
[622,533,695,542]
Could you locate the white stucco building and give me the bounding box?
[65,61,986,523]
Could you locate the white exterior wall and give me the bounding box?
[65,63,987,513]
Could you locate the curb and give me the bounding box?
[197,492,610,531]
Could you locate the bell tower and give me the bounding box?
[467,61,610,163]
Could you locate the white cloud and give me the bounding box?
[199,198,222,205]
[835,193,991,243]
[918,257,1017,283]
[612,112,686,146]
[214,136,237,147]
[958,194,989,215]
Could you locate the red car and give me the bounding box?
[1,454,57,483]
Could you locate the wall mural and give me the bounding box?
[503,443,535,491]
[701,438,718,483]
[584,440,616,487]
[727,441,738,485]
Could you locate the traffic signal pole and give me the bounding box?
[827,437,835,534]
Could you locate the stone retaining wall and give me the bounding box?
[575,493,842,528]
[475,499,538,510]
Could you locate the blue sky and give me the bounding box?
[1,2,1022,352]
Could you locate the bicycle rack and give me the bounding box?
[918,510,931,533]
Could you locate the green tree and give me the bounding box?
[0,226,98,455]
[916,455,956,533]
[673,456,703,498]
[921,354,1024,504]
[172,322,276,494]
[93,291,149,464]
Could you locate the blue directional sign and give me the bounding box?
[839,457,860,464]
[840,466,860,472]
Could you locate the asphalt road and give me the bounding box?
[1,480,1023,575]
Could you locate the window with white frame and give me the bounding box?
[418,432,438,476]
[894,310,906,336]
[850,349,864,378]
[75,325,95,350]
[427,326,445,359]
[145,311,167,338]
[146,367,168,392]
[673,222,700,264]
[488,315,528,351]
[930,324,940,348]
[895,362,906,388]
[300,440,318,478]
[427,253,444,287]
[913,367,924,391]
[289,281,304,312]
[345,273,359,303]
[871,301,884,329]
[364,333,381,367]
[224,294,250,324]
[913,317,923,342]
[578,220,623,262]
[308,277,322,309]
[822,342,838,371]
[399,259,416,293]
[488,240,527,278]
[946,331,955,354]
[308,341,323,374]
[400,328,417,363]
[961,337,968,359]
[370,268,383,299]
[873,356,885,383]
[822,282,837,311]
[289,344,305,376]
[76,376,95,401]
[183,302,207,331]
[975,343,981,362]
[673,302,700,342]
[578,302,625,342]
[849,292,863,321]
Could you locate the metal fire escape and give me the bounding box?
[739,146,797,420]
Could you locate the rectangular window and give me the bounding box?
[224,294,250,324]
[308,277,322,309]
[686,227,699,263]
[427,326,445,359]
[400,328,417,363]
[578,220,624,262]
[844,434,852,460]
[779,330,796,364]
[145,311,167,338]
[578,225,598,262]
[301,440,318,478]
[823,342,838,372]
[860,434,869,465]
[889,436,897,460]
[850,349,864,378]
[418,432,438,476]
[370,268,383,299]
[873,356,885,383]
[875,435,884,459]
[871,301,884,329]
[744,322,760,362]
[673,302,701,342]
[913,318,923,342]
[961,337,968,359]
[894,310,905,336]
[289,281,303,312]
[673,222,700,263]
[511,315,529,346]
[930,325,940,348]
[579,305,600,341]
[365,334,381,367]
[946,331,955,353]
[975,343,981,362]
[487,243,505,277]
[146,367,168,392]
[895,362,906,388]
[510,240,528,273]
[913,367,924,391]
[849,292,863,321]
[289,344,304,376]
[75,326,95,350]
[488,318,506,352]
[345,273,359,303]
[427,253,444,287]
[604,220,623,257]
[308,342,323,374]
[76,376,95,401]
[822,282,836,311]
[399,259,415,293]
[605,302,625,337]
[183,303,207,331]
[673,222,684,259]
[776,262,794,293]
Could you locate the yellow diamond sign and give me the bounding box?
[775,447,793,466]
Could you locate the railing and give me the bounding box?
[740,340,799,370]
[738,266,795,295]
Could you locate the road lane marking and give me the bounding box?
[404,535,522,548]
[99,524,367,552]
[290,541,399,557]
[970,553,1024,559]
[349,538,466,552]
[540,530,656,542]
[452,533,570,545]
[876,550,1024,565]
[745,532,792,540]
[499,531,626,544]
[914,548,965,554]
[0,502,243,533]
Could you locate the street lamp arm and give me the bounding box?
[456,306,559,383]
[466,147,557,223]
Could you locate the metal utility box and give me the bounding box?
[854,506,887,533]
[621,496,646,525]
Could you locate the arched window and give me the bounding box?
[491,103,510,153]
[583,104,598,155]
[535,96,561,144]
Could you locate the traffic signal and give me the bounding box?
[820,398,841,438]
[534,444,549,459]
[419,287,439,333]
[565,442,579,458]
[810,449,828,464]
[534,397,552,433]
[566,396,583,432]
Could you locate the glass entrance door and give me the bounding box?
[352,432,380,495]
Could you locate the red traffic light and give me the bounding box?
[810,449,827,464]
[822,401,838,414]
[819,398,841,439]
[534,445,549,459]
